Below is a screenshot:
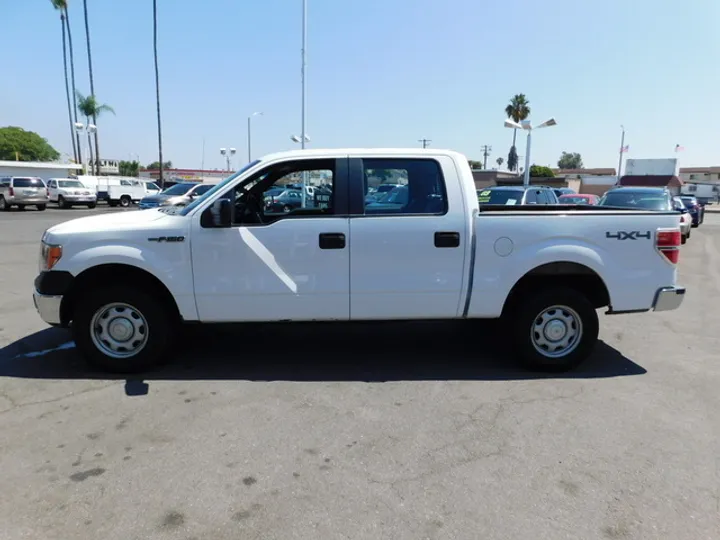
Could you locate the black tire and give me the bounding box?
[108,201,118,208]
[120,196,131,208]
[87,202,97,209]
[0,196,8,211]
[72,286,177,373]
[681,234,687,245]
[507,286,599,372]
[17,205,25,211]
[37,204,46,211]
[283,205,291,213]
[58,195,69,209]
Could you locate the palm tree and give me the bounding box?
[50,0,77,164]
[496,157,504,167]
[76,91,115,174]
[82,0,101,174]
[504,94,531,172]
[63,2,82,167]
[153,0,165,189]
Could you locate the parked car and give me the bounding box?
[0,177,48,211]
[672,196,693,243]
[33,148,685,375]
[553,187,577,198]
[477,185,559,205]
[366,183,402,203]
[138,182,213,209]
[558,193,600,205]
[598,187,690,244]
[47,178,97,209]
[679,195,704,227]
[264,189,303,213]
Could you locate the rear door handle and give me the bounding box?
[434,231,460,248]
[319,233,346,250]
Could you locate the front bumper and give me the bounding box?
[33,290,63,325]
[33,271,74,326]
[63,196,96,202]
[653,286,686,312]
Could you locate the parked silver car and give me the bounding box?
[0,177,49,211]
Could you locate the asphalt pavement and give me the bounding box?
[0,205,719,540]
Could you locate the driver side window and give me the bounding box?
[224,159,336,226]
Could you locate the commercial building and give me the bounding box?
[0,160,83,181]
[140,168,233,183]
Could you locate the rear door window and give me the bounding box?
[13,178,44,188]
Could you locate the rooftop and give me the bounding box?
[0,160,83,170]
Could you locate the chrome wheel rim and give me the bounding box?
[530,305,582,358]
[90,302,149,359]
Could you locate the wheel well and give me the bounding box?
[60,263,181,325]
[501,262,610,316]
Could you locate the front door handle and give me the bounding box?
[434,231,460,248]
[319,233,346,250]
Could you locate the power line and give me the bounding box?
[481,145,492,169]
[418,138,431,149]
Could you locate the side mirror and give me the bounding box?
[200,198,232,228]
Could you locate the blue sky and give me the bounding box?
[3,0,719,170]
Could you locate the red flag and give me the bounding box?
[620,145,629,153]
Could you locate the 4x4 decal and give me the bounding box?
[605,231,651,240]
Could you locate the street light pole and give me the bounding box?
[504,117,557,186]
[247,112,263,162]
[301,0,307,150]
[617,125,626,180]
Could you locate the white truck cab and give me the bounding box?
[33,148,686,373]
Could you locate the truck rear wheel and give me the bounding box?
[72,286,175,373]
[508,287,599,372]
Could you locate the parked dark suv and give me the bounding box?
[477,185,560,205]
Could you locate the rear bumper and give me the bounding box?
[9,197,49,205]
[653,286,686,312]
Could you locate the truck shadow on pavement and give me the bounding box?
[0,320,646,382]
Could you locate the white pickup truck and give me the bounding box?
[33,149,686,373]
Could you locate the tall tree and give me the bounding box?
[82,0,101,174]
[557,151,584,170]
[50,0,77,163]
[496,157,504,167]
[61,1,83,166]
[0,127,60,161]
[504,94,531,172]
[76,91,115,174]
[153,0,165,188]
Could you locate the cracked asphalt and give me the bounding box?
[1,206,719,539]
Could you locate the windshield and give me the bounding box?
[599,192,671,211]
[178,159,262,216]
[59,180,85,188]
[477,189,522,205]
[162,183,194,196]
[681,198,697,207]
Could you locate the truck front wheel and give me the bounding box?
[508,287,599,372]
[72,286,175,373]
[120,195,132,207]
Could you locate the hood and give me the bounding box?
[46,208,176,239]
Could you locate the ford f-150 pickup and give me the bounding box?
[33,148,686,373]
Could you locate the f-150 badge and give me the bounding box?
[148,236,185,242]
[605,231,651,240]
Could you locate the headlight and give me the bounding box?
[39,241,63,272]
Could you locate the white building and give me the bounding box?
[678,166,720,184]
[0,160,83,181]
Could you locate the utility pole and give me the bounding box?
[481,145,492,169]
[418,138,431,149]
[617,125,626,181]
